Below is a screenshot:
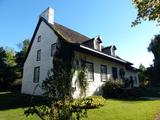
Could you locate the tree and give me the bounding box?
[15,39,30,80]
[138,64,148,86]
[0,47,7,82]
[0,47,16,89]
[0,47,6,63]
[148,34,160,85]
[0,39,30,90]
[0,47,8,88]
[5,47,16,66]
[15,39,30,67]
[132,0,160,26]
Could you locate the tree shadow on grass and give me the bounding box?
[0,92,45,111]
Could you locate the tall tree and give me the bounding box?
[0,47,15,89]
[132,0,160,26]
[16,39,30,67]
[0,47,6,63]
[0,47,7,80]
[0,47,7,82]
[5,47,16,66]
[138,64,149,86]
[148,34,160,84]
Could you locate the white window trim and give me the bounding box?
[101,65,107,82]
[85,61,94,82]
[33,66,40,83]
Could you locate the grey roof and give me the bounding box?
[102,45,117,50]
[23,17,134,67]
[50,22,90,43]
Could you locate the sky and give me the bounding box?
[0,0,160,68]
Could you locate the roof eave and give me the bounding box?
[73,44,133,65]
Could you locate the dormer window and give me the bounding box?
[111,45,116,56]
[95,40,101,50]
[38,35,41,42]
[94,36,102,51]
[81,35,102,50]
[102,45,117,57]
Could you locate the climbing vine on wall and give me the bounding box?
[75,56,88,97]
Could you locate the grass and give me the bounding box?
[0,91,40,120]
[84,99,160,120]
[0,91,160,120]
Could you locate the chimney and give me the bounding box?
[40,7,54,24]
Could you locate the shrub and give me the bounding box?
[73,96,105,109]
[102,80,123,98]
[10,79,22,92]
[120,88,141,98]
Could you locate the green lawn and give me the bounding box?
[85,99,160,120]
[0,92,160,120]
[0,92,40,120]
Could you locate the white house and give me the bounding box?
[21,7,139,98]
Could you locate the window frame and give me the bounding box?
[37,35,41,42]
[85,61,94,82]
[100,65,107,82]
[37,49,41,61]
[134,76,138,85]
[33,66,40,83]
[51,43,56,56]
[112,67,118,80]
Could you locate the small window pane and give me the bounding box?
[86,62,94,81]
[33,66,40,83]
[112,67,118,80]
[101,65,107,81]
[38,35,41,42]
[37,49,41,61]
[51,43,56,56]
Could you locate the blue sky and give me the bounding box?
[0,0,159,67]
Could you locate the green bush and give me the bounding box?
[73,96,105,109]
[102,80,123,98]
[10,79,22,92]
[120,88,141,98]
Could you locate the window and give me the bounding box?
[37,35,41,42]
[33,66,40,83]
[51,43,56,56]
[86,62,94,81]
[130,76,134,87]
[37,49,41,61]
[94,39,101,51]
[134,76,138,85]
[112,67,118,80]
[101,65,107,81]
